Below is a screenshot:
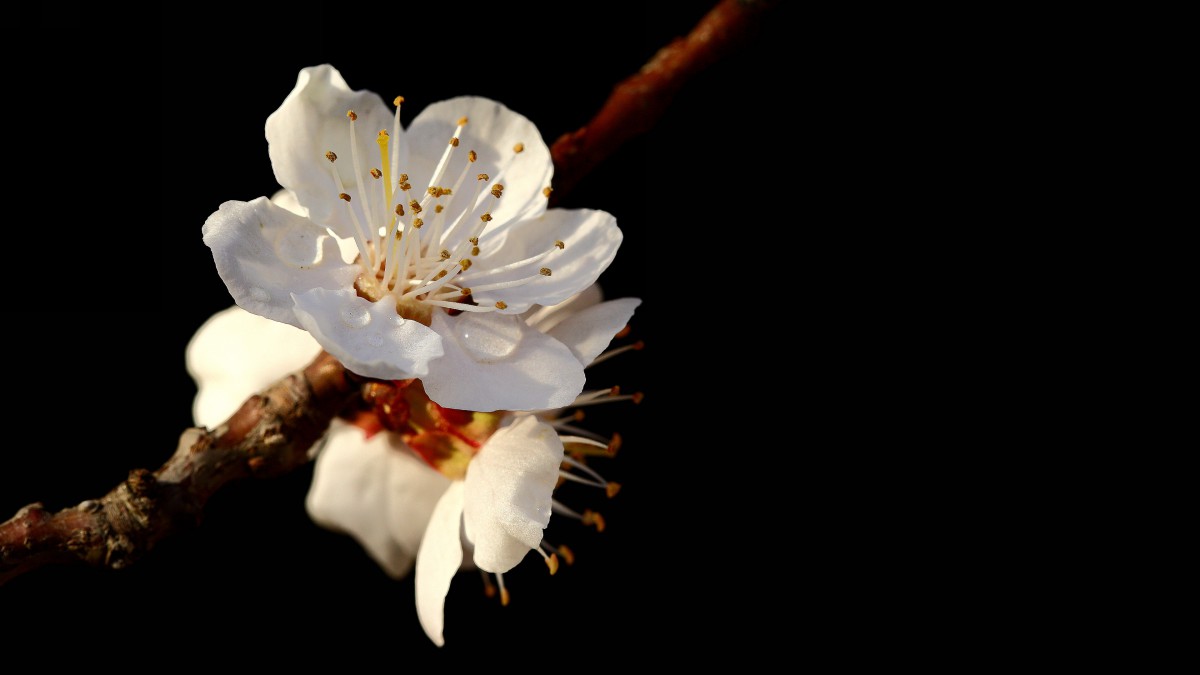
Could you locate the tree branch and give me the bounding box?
[1,0,772,585]
[0,353,357,584]
[549,0,777,201]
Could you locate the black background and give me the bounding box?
[3,1,788,662]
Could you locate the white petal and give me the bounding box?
[469,209,622,313]
[266,65,404,239]
[462,416,563,573]
[547,298,642,367]
[525,284,604,333]
[203,197,359,327]
[307,423,451,578]
[270,188,308,216]
[423,311,586,412]
[186,306,322,427]
[415,481,465,647]
[405,96,552,235]
[291,288,444,380]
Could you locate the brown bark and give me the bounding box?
[0,353,357,584]
[549,0,778,202]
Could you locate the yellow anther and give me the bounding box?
[457,116,469,126]
[395,203,405,216]
[346,110,357,121]
[412,218,423,228]
[554,240,565,249]
[459,287,471,296]
[399,173,409,182]
[539,267,552,276]
[377,129,388,138]
[573,410,586,422]
[582,509,606,533]
[471,246,480,256]
[606,482,622,499]
[436,270,448,279]
[399,181,412,191]
[435,204,444,213]
[409,200,422,214]
[513,142,524,153]
[545,553,559,575]
[607,432,622,457]
[325,151,338,162]
[394,95,405,106]
[369,168,382,179]
[459,259,473,271]
[338,193,351,202]
[440,250,451,260]
[468,237,479,245]
[450,137,460,147]
[500,588,510,607]
[557,545,576,566]
[468,150,477,163]
[610,386,621,396]
[543,186,553,198]
[428,187,439,196]
[480,213,492,222]
[495,301,508,310]
[491,185,504,198]
[477,173,490,182]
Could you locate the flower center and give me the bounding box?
[324,101,562,325]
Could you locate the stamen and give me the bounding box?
[582,509,606,532]
[566,389,644,408]
[587,341,645,367]
[570,389,616,406]
[480,570,496,598]
[496,573,510,606]
[468,150,477,162]
[326,157,374,267]
[551,499,582,519]
[346,110,379,260]
[513,142,524,153]
[467,273,550,293]
[543,186,553,198]
[536,547,559,575]
[458,243,562,282]
[556,544,575,566]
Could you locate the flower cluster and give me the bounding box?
[197,65,641,646]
